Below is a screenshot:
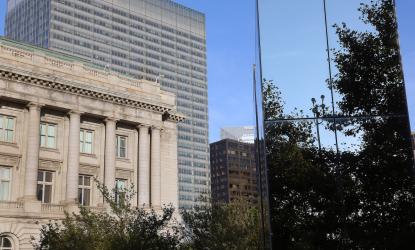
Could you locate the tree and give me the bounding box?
[181,198,262,250]
[264,80,342,249]
[32,182,263,250]
[332,0,415,248]
[32,181,182,250]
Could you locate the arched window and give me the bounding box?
[0,236,13,250]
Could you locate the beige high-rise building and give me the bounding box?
[0,37,183,250]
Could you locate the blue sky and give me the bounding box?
[0,0,413,143]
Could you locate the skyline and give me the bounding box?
[0,0,412,142]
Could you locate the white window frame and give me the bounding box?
[78,175,92,206]
[0,166,11,201]
[0,115,15,143]
[0,236,13,250]
[115,179,127,204]
[40,122,57,149]
[80,129,94,154]
[37,170,54,203]
[116,135,127,158]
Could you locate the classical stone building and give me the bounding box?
[6,0,210,210]
[0,37,184,250]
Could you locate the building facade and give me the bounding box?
[5,0,209,209]
[220,126,255,144]
[210,139,258,203]
[0,38,183,249]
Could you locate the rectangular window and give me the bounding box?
[0,115,15,143]
[0,166,11,201]
[78,175,91,206]
[37,170,53,203]
[80,129,93,154]
[115,179,126,204]
[116,135,127,158]
[40,123,56,148]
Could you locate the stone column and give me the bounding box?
[138,125,150,207]
[104,118,117,193]
[65,111,81,204]
[151,127,161,207]
[23,103,42,200]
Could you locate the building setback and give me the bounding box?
[0,38,183,249]
[210,139,258,203]
[220,126,255,144]
[5,0,209,209]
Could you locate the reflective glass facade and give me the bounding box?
[257,0,414,248]
[6,0,209,209]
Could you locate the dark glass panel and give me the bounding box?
[84,189,91,206]
[44,185,52,203]
[78,188,83,204]
[259,0,414,248]
[84,176,91,186]
[36,184,43,201]
[45,172,52,182]
[2,237,12,247]
[37,171,43,181]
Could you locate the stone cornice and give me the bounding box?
[0,68,182,118]
[163,111,186,122]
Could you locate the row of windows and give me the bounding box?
[177,142,209,153]
[52,29,208,84]
[178,126,207,136]
[0,166,127,207]
[52,13,206,63]
[51,12,207,73]
[54,1,206,44]
[0,115,127,158]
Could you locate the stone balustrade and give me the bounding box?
[0,201,24,210]
[41,204,65,214]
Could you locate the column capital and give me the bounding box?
[68,110,83,116]
[104,117,119,123]
[27,102,44,110]
[151,125,163,131]
[137,123,151,129]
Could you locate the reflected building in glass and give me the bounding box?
[256,0,415,248]
[5,0,209,209]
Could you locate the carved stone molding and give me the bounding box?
[1,45,33,59]
[163,111,186,122]
[0,153,21,167]
[115,168,133,180]
[0,68,180,116]
[79,164,100,176]
[39,158,62,172]
[44,57,74,70]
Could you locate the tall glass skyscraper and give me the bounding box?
[5,0,209,209]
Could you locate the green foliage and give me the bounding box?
[32,181,182,250]
[264,79,342,249]
[181,198,262,250]
[331,0,415,248]
[32,181,263,250]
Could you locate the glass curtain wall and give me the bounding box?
[256,0,415,248]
